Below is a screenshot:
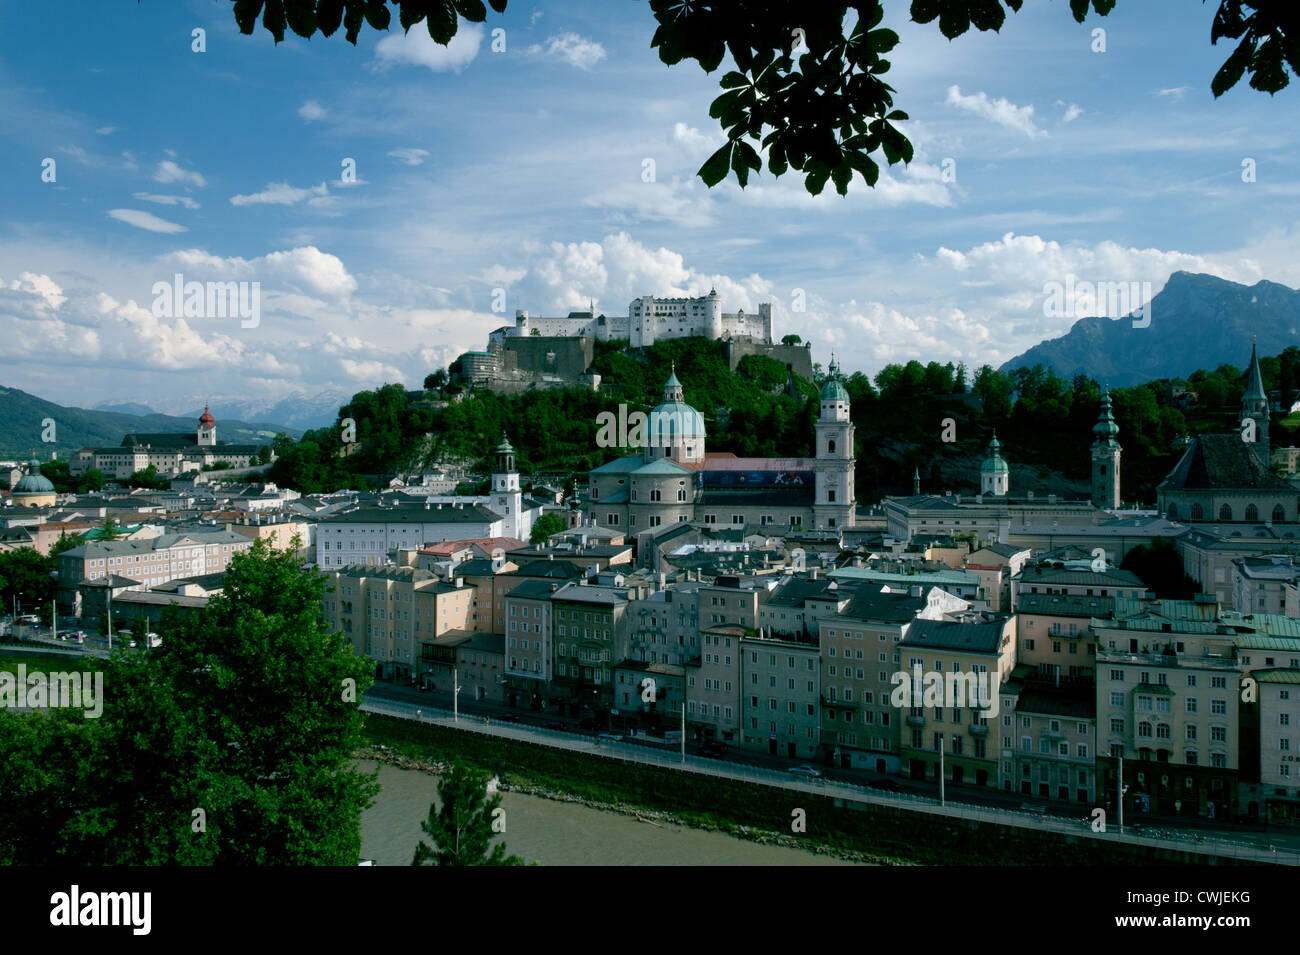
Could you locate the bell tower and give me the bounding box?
[813,356,855,529]
[1091,387,1122,509]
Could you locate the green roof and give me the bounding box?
[830,566,978,587]
[632,458,692,476]
[1256,669,1300,684]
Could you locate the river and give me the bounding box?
[359,760,870,866]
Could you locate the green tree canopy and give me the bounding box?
[530,512,568,544]
[0,537,378,864]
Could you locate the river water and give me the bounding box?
[359,760,868,866]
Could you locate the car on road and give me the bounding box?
[502,713,521,723]
[787,765,822,778]
[596,733,623,743]
[578,717,596,730]
[542,721,566,730]
[868,778,900,792]
[697,740,728,757]
[17,614,39,625]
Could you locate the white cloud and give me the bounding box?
[1062,104,1082,123]
[154,159,206,187]
[230,181,330,206]
[298,100,327,121]
[2,272,67,311]
[164,246,358,301]
[946,85,1046,139]
[1157,86,1191,100]
[340,357,404,382]
[672,122,714,157]
[528,32,606,70]
[108,209,188,234]
[133,193,200,210]
[388,148,431,166]
[584,177,716,228]
[480,265,527,287]
[95,126,117,135]
[372,22,483,73]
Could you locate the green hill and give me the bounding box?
[266,339,1296,506]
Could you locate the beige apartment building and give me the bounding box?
[324,565,475,684]
[1015,592,1115,682]
[1093,598,1240,820]
[963,542,1031,612]
[898,615,1018,789]
[1000,674,1096,803]
[817,588,958,773]
[690,624,743,744]
[502,578,556,708]
[740,630,821,760]
[1255,670,1300,824]
[56,530,252,615]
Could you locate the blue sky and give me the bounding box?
[1,0,1297,417]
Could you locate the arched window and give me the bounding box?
[827,439,836,454]
[1191,503,1204,520]
[1274,505,1286,523]
[1219,504,1233,522]
[1245,504,1259,522]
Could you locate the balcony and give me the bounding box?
[969,722,989,737]
[576,648,609,666]
[906,712,926,728]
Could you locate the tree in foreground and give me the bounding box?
[411,761,525,866]
[0,536,378,864]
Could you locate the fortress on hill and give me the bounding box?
[454,290,814,393]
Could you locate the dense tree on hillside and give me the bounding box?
[264,340,1295,505]
[225,1,1292,195]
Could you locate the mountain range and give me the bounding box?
[1000,271,1300,386]
[0,385,303,461]
[92,389,351,431]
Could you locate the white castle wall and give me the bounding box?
[493,293,772,348]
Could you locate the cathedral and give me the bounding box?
[584,362,856,534]
[1156,342,1298,524]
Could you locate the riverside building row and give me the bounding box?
[322,546,1300,825]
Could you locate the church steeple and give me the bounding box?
[663,362,684,403]
[1242,337,1270,457]
[1091,386,1122,509]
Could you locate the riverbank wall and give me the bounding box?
[362,715,1269,866]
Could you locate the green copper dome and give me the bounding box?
[981,434,1009,474]
[820,359,850,403]
[14,461,55,494]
